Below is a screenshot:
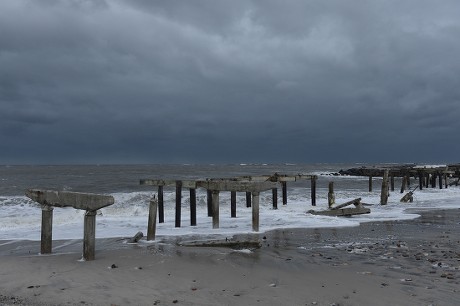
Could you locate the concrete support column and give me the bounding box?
[380,170,389,205]
[282,181,287,205]
[147,198,158,241]
[252,192,260,232]
[311,176,317,206]
[158,185,164,223]
[369,176,373,192]
[83,210,97,261]
[272,188,278,210]
[190,188,197,226]
[207,190,213,217]
[212,190,220,229]
[246,192,252,207]
[40,205,54,254]
[231,191,236,218]
[175,181,182,228]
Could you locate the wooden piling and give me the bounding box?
[190,188,197,226]
[175,181,182,228]
[207,189,213,217]
[272,188,278,210]
[252,192,260,232]
[83,210,97,261]
[231,191,236,218]
[380,170,389,205]
[147,198,157,241]
[158,185,164,223]
[400,176,407,193]
[40,205,53,254]
[246,191,252,207]
[369,176,373,192]
[282,181,287,205]
[328,182,335,208]
[212,190,219,229]
[311,176,317,206]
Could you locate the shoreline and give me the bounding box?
[1,208,459,305]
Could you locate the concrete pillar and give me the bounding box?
[369,176,373,192]
[390,175,395,191]
[190,188,197,226]
[272,188,278,210]
[380,170,389,205]
[400,176,407,193]
[418,171,423,190]
[147,198,158,241]
[252,192,260,232]
[158,185,164,223]
[212,190,219,229]
[438,172,443,189]
[40,205,54,254]
[83,210,97,261]
[328,182,335,208]
[231,191,236,218]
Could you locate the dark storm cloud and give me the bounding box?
[1,0,460,164]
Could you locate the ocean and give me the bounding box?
[1,163,459,241]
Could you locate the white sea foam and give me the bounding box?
[1,183,460,241]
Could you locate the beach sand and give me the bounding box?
[1,209,459,306]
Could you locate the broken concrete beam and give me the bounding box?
[128,231,144,243]
[197,181,277,193]
[309,207,371,217]
[26,189,114,211]
[330,198,361,210]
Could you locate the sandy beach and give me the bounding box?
[1,208,459,306]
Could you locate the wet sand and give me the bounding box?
[1,208,459,306]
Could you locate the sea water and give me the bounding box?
[1,163,459,241]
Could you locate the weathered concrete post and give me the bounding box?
[190,188,197,226]
[252,192,260,232]
[175,181,182,228]
[431,173,436,188]
[311,176,316,206]
[207,189,213,217]
[390,175,395,191]
[328,182,335,208]
[425,173,429,188]
[444,174,448,188]
[158,185,164,223]
[272,188,278,210]
[212,190,220,229]
[231,191,236,218]
[369,176,373,192]
[83,210,97,261]
[245,191,252,207]
[438,172,443,189]
[380,170,389,205]
[40,205,54,254]
[282,181,287,205]
[147,198,158,241]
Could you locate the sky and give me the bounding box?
[1,0,460,165]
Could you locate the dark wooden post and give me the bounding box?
[40,205,53,254]
[438,172,443,189]
[212,190,220,229]
[175,181,182,228]
[282,181,287,205]
[425,173,429,188]
[328,182,335,208]
[380,170,389,205]
[368,176,373,192]
[390,174,395,191]
[431,173,436,188]
[252,192,260,232]
[444,174,448,188]
[418,171,423,190]
[83,210,97,261]
[246,191,252,207]
[231,191,237,218]
[272,188,278,210]
[190,188,197,226]
[311,176,317,206]
[207,189,213,217]
[400,175,407,193]
[158,185,164,223]
[147,198,158,241]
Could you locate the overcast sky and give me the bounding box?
[1,0,460,165]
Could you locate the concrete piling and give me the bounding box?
[147,198,158,241]
[83,210,97,261]
[231,191,237,218]
[252,192,260,232]
[40,205,53,254]
[212,190,220,229]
